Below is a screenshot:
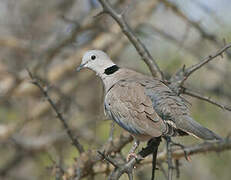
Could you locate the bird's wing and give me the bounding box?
[139,78,221,140]
[104,80,167,138]
[144,79,188,120]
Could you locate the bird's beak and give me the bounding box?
[76,62,87,72]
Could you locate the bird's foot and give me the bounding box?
[126,140,140,162]
[126,152,138,162]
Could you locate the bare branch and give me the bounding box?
[183,88,231,112]
[156,139,231,163]
[97,151,119,168]
[106,138,161,180]
[27,69,84,153]
[170,43,231,94]
[98,0,164,80]
[70,135,231,180]
[90,138,231,179]
[166,137,173,180]
[73,133,133,179]
[182,43,231,83]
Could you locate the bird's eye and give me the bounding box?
[91,55,96,60]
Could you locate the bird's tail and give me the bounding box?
[177,116,222,141]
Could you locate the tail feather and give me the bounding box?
[177,116,222,141]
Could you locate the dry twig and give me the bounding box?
[27,69,84,153]
[98,0,163,79]
[170,43,231,95]
[180,43,231,86]
[183,88,231,112]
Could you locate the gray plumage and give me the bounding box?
[77,50,221,142]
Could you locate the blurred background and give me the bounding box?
[0,0,231,179]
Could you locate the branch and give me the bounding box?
[27,69,84,153]
[183,88,231,112]
[98,0,164,80]
[72,137,231,179]
[73,133,133,179]
[9,1,157,107]
[91,138,231,180]
[144,23,231,85]
[165,137,173,180]
[156,138,231,163]
[183,43,231,83]
[170,43,231,93]
[106,138,161,180]
[97,151,119,168]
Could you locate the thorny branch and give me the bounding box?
[27,69,84,154]
[156,138,231,163]
[170,43,231,94]
[97,151,119,168]
[183,43,231,79]
[166,137,173,180]
[88,137,231,180]
[97,138,161,180]
[73,133,133,179]
[183,88,231,112]
[98,0,164,80]
[171,43,231,90]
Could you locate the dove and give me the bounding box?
[76,50,221,159]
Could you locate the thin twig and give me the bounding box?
[78,137,231,179]
[156,139,230,163]
[170,43,231,94]
[108,121,115,142]
[47,154,65,179]
[182,43,231,84]
[97,151,119,168]
[98,0,163,80]
[27,69,84,153]
[105,137,161,180]
[127,172,133,180]
[183,88,231,112]
[166,137,173,180]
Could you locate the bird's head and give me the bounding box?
[76,50,116,75]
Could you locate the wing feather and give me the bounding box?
[104,80,167,139]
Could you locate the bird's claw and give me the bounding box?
[126,152,138,162]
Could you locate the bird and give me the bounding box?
[76,50,221,159]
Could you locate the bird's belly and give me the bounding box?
[111,113,141,135]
